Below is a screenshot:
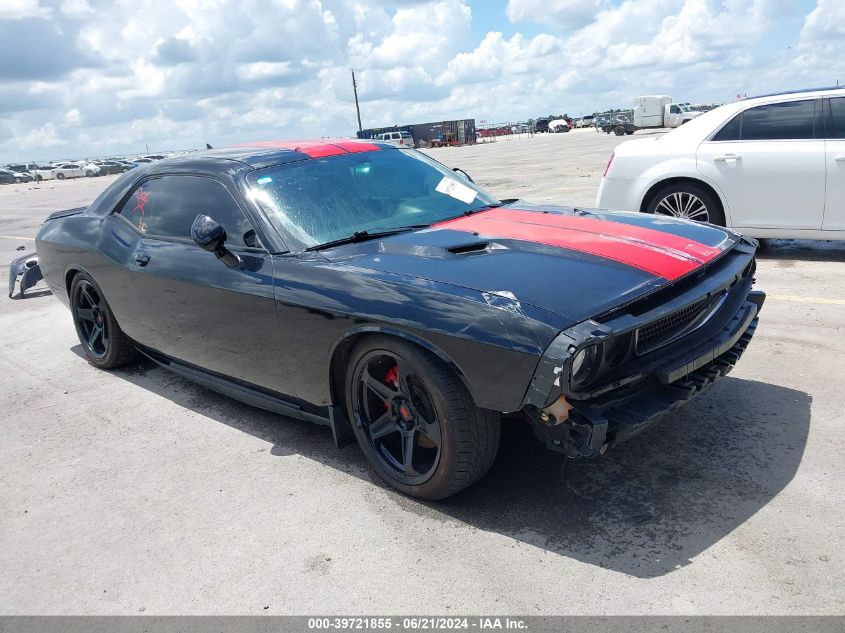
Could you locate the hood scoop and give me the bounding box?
[448,241,493,256]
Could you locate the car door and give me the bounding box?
[823,96,845,231]
[696,98,825,230]
[101,174,286,392]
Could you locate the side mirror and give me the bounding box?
[191,214,240,268]
[452,167,474,183]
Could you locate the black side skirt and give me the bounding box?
[136,347,355,448]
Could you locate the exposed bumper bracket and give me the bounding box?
[8,252,43,299]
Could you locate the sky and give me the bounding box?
[0,0,843,162]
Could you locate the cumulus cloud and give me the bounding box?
[800,0,845,42]
[506,0,612,30]
[0,0,841,161]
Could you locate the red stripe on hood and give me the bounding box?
[435,209,722,280]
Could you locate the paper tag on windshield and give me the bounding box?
[435,177,477,204]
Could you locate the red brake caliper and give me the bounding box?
[384,365,399,408]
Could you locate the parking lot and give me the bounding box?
[1,129,843,614]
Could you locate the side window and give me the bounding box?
[829,98,845,139]
[712,113,742,141]
[740,100,815,140]
[670,105,680,114]
[118,176,256,246]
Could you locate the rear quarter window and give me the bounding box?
[829,97,845,138]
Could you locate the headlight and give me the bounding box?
[571,344,600,385]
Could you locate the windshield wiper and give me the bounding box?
[305,224,430,251]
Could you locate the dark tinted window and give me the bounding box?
[712,113,742,141]
[741,100,815,140]
[118,175,255,246]
[830,98,845,139]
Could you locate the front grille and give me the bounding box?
[635,295,712,355]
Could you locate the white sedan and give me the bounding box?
[33,166,57,181]
[51,162,100,179]
[596,87,845,240]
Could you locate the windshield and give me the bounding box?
[246,148,500,250]
[679,104,692,112]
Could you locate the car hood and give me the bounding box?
[322,203,739,324]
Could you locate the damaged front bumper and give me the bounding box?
[537,294,761,457]
[8,252,43,298]
[523,238,764,458]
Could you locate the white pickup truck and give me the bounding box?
[632,95,701,129]
[599,96,701,136]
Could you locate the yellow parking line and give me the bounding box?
[768,294,845,306]
[0,235,35,241]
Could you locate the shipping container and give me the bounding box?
[357,119,476,147]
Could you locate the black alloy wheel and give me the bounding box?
[73,279,109,359]
[70,273,136,369]
[352,349,443,485]
[347,337,500,500]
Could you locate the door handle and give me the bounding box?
[835,155,845,162]
[134,253,150,267]
[714,154,741,161]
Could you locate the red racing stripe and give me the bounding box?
[482,208,723,262]
[235,139,381,158]
[436,210,720,280]
[332,141,382,153]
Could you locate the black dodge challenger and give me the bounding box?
[32,139,764,499]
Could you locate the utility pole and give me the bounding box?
[351,69,363,133]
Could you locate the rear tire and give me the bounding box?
[614,126,625,136]
[646,182,726,226]
[346,336,500,500]
[70,272,137,369]
[57,173,65,180]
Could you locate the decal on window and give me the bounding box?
[435,176,477,204]
[133,190,150,215]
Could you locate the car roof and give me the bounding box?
[143,138,398,172]
[743,86,845,103]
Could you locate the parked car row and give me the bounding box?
[1,154,170,184]
[0,168,33,184]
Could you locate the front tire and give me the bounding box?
[646,182,725,225]
[614,125,625,136]
[70,273,136,369]
[57,173,65,180]
[346,336,500,500]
